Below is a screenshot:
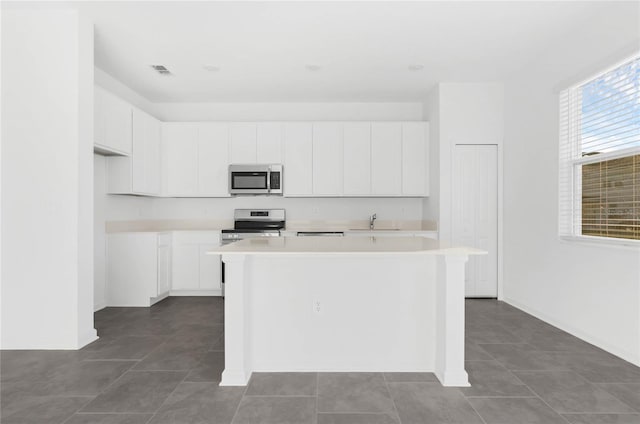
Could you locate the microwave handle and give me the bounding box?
[266,171,271,192]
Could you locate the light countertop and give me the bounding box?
[207,236,484,256]
[105,219,438,233]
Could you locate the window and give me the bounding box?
[559,54,640,242]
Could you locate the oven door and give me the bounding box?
[229,167,269,195]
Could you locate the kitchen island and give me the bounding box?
[208,236,485,387]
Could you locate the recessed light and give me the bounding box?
[305,65,322,71]
[408,65,424,71]
[203,64,220,72]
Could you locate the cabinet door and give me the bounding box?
[164,123,199,196]
[257,123,283,163]
[199,123,230,197]
[131,109,146,193]
[94,86,107,148]
[145,115,162,195]
[157,244,171,295]
[371,122,402,195]
[402,122,428,196]
[230,123,257,164]
[343,123,371,195]
[313,123,343,195]
[283,123,313,196]
[172,245,200,290]
[96,86,132,155]
[199,246,221,290]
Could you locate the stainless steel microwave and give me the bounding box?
[228,164,283,195]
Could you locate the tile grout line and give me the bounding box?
[229,373,251,424]
[382,372,403,424]
[59,396,97,424]
[463,393,489,424]
[507,369,574,424]
[315,372,319,424]
[144,369,190,424]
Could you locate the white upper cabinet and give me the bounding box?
[256,123,283,163]
[199,123,230,197]
[312,123,344,196]
[103,110,429,198]
[230,123,257,164]
[371,122,402,195]
[163,123,230,197]
[283,123,313,196]
[402,122,429,196]
[94,86,132,156]
[163,123,199,196]
[343,123,371,195]
[107,107,161,195]
[144,113,162,195]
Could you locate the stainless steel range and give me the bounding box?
[221,209,286,245]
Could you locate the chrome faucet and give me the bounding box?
[369,213,377,230]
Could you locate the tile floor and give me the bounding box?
[2,297,639,424]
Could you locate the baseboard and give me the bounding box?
[503,297,640,366]
[150,292,170,305]
[77,328,99,349]
[170,289,222,296]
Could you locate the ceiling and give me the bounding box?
[55,1,638,102]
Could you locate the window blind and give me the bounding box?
[559,55,640,241]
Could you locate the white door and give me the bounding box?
[144,115,162,195]
[199,123,230,196]
[256,123,283,163]
[172,245,200,290]
[371,123,402,195]
[131,109,146,194]
[164,123,199,196]
[402,122,428,196]
[199,246,221,290]
[283,123,313,196]
[343,123,371,195]
[230,123,257,164]
[453,145,498,297]
[313,123,343,195]
[157,244,171,296]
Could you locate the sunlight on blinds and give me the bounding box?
[559,54,640,242]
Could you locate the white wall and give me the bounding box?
[422,86,440,224]
[145,197,423,223]
[95,67,162,119]
[2,9,97,349]
[502,2,640,365]
[423,83,504,242]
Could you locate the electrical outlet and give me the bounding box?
[313,300,321,313]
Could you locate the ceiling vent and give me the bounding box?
[150,65,172,75]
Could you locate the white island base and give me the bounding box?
[210,237,485,387]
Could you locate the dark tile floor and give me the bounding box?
[2,297,639,424]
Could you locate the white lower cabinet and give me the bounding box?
[106,231,221,307]
[157,234,172,296]
[106,232,171,307]
[171,231,222,295]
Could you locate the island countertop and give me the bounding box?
[208,236,485,256]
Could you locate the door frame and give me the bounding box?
[450,143,503,299]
